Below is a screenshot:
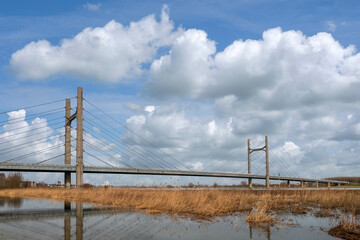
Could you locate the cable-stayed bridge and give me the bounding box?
[0,87,347,188]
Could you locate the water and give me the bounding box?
[0,197,340,239]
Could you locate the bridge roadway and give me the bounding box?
[0,163,347,185]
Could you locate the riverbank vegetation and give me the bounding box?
[0,188,359,216]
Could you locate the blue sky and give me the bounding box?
[0,0,359,185]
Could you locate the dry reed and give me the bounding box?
[245,196,277,224]
[329,214,360,240]
[0,188,359,218]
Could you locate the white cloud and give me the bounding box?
[0,110,64,182]
[10,5,179,82]
[148,27,360,107]
[121,103,360,178]
[0,109,136,182]
[187,162,204,170]
[277,141,303,163]
[208,121,216,135]
[146,29,216,97]
[144,105,156,113]
[83,3,101,11]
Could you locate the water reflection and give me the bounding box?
[0,197,23,208]
[0,198,337,240]
[64,215,71,240]
[76,202,83,240]
[63,202,84,240]
[249,223,271,240]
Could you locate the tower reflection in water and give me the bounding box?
[249,223,271,240]
[64,202,83,240]
[64,202,84,240]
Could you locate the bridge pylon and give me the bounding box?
[247,139,252,189]
[76,87,84,188]
[65,99,71,189]
[247,136,270,189]
[64,87,84,189]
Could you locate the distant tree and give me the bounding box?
[213,183,218,188]
[188,183,194,188]
[7,173,23,188]
[0,173,5,188]
[5,173,23,189]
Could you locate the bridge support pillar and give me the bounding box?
[247,139,252,189]
[65,99,71,189]
[265,136,270,189]
[316,181,319,188]
[327,182,330,188]
[287,180,290,188]
[301,180,304,188]
[76,87,84,188]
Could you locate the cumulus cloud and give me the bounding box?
[0,110,63,163]
[121,102,360,178]
[123,104,244,171]
[0,110,64,182]
[144,26,360,163]
[149,27,360,105]
[274,142,303,164]
[0,109,133,182]
[146,29,216,97]
[10,5,179,82]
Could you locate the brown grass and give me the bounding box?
[329,214,360,240]
[0,188,359,218]
[245,196,277,224]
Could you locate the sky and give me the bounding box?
[0,0,359,186]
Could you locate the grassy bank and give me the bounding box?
[0,188,359,217]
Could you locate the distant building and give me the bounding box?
[19,181,36,188]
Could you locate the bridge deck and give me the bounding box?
[0,163,347,184]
